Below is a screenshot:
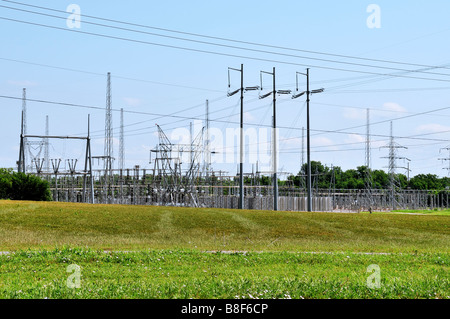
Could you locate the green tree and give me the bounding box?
[285,162,448,191]
[0,168,13,199]
[409,174,444,190]
[0,169,51,201]
[259,175,271,186]
[372,169,389,189]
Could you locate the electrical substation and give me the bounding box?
[16,71,450,213]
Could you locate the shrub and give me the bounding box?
[0,168,13,199]
[0,169,51,201]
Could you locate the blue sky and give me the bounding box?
[1,0,450,179]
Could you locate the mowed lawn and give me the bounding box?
[0,200,448,253]
[0,200,448,299]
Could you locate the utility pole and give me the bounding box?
[306,68,311,212]
[260,67,278,211]
[272,67,278,212]
[229,64,245,210]
[227,64,257,209]
[83,114,94,204]
[407,162,411,182]
[292,69,324,212]
[239,66,244,210]
[259,67,294,210]
[301,127,305,170]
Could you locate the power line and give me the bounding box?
[2,94,449,144]
[4,0,450,72]
[3,4,450,79]
[314,101,450,118]
[3,16,450,83]
[326,86,450,94]
[309,104,450,139]
[73,95,229,137]
[0,56,225,93]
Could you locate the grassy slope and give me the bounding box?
[0,200,448,299]
[391,209,450,216]
[0,200,448,253]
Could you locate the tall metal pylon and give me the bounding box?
[20,89,44,174]
[152,124,204,206]
[104,72,113,202]
[204,99,211,182]
[364,108,374,211]
[365,109,371,172]
[381,121,408,210]
[44,115,49,174]
[22,88,28,173]
[190,122,193,165]
[119,108,124,171]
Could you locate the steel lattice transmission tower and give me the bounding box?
[119,108,124,171]
[44,115,49,174]
[20,88,44,174]
[204,99,211,182]
[364,109,374,211]
[381,122,408,210]
[22,88,28,173]
[152,124,204,206]
[104,72,114,201]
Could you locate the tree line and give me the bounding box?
[284,161,450,191]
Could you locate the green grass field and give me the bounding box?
[0,200,448,299]
[391,208,450,216]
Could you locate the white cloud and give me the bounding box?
[382,102,407,114]
[243,111,255,122]
[416,123,450,133]
[311,137,337,150]
[343,108,366,120]
[344,133,386,149]
[345,133,365,144]
[123,97,142,107]
[228,111,256,123]
[280,136,302,146]
[7,80,38,87]
[92,137,119,147]
[371,139,388,149]
[124,144,153,155]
